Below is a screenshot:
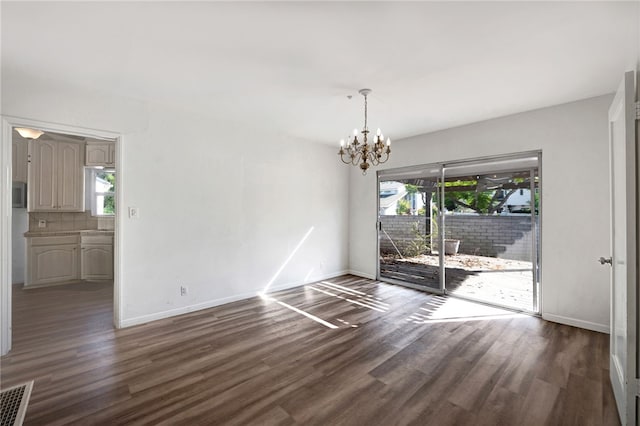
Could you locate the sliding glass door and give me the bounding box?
[378,152,541,313]
[378,166,443,291]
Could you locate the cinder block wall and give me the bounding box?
[380,215,539,261]
[379,216,428,255]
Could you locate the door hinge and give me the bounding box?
[635,102,640,120]
[635,378,640,396]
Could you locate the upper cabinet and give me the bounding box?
[29,140,85,212]
[12,138,28,182]
[86,141,115,167]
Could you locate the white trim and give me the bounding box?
[542,313,609,334]
[0,116,123,355]
[120,270,350,328]
[113,136,123,328]
[348,269,376,280]
[1,120,13,355]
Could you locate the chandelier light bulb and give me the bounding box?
[376,128,381,136]
[353,128,358,136]
[340,139,345,147]
[386,137,391,146]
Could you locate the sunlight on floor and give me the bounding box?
[407,295,527,324]
[260,280,528,331]
[307,281,390,313]
[259,293,338,329]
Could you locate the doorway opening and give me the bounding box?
[2,118,121,355]
[378,152,541,313]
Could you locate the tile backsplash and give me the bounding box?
[29,211,114,232]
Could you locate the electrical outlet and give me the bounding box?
[38,220,46,228]
[180,286,188,296]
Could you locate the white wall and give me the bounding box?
[349,95,613,332]
[11,208,27,284]
[2,76,350,326]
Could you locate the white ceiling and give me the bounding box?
[2,2,637,145]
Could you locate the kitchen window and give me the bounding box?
[88,168,115,216]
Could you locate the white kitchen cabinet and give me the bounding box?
[29,140,85,212]
[12,138,28,182]
[86,141,115,167]
[27,236,80,286]
[81,235,113,280]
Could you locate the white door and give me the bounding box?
[607,70,638,426]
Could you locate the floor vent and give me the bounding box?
[1,381,33,426]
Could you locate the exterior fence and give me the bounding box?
[380,214,539,261]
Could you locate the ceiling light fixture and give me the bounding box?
[338,88,391,175]
[15,127,44,140]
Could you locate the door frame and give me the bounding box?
[376,150,542,314]
[1,116,124,356]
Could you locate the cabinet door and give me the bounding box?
[29,244,79,285]
[12,139,28,182]
[57,142,85,211]
[81,244,113,280]
[28,139,57,211]
[86,143,110,166]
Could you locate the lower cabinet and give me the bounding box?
[26,233,113,286]
[28,236,79,286]
[81,243,114,280]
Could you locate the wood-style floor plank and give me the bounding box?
[0,276,620,425]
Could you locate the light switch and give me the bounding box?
[38,220,46,228]
[128,207,140,219]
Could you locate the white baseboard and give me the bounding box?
[348,270,376,280]
[120,269,351,328]
[542,313,609,334]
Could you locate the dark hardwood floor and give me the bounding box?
[1,276,619,425]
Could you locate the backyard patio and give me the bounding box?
[380,253,536,312]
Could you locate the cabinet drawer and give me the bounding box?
[29,235,79,246]
[81,235,113,245]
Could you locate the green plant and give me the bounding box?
[396,198,411,215]
[402,222,430,257]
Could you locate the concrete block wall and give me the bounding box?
[380,214,539,261]
[379,216,428,255]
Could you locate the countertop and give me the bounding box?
[24,230,114,237]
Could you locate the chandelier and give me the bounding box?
[338,88,391,174]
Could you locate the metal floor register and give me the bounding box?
[1,381,33,426]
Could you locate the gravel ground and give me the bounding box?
[383,253,532,271]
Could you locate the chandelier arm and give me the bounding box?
[339,154,352,165]
[352,151,363,166]
[378,152,390,164]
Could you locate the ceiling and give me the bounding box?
[2,2,637,145]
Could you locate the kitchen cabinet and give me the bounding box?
[12,138,28,182]
[81,235,114,280]
[27,235,79,286]
[86,141,115,167]
[26,233,114,286]
[29,139,85,212]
